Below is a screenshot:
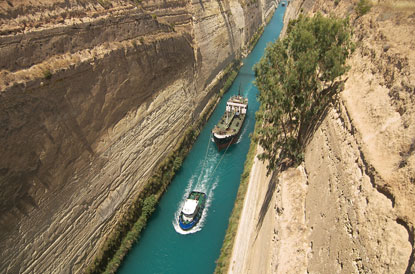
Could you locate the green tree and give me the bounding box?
[142,195,157,217]
[254,13,354,173]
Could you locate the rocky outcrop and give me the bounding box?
[271,0,415,273]
[0,0,278,272]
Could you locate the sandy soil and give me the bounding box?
[228,152,310,274]
[271,166,309,273]
[228,146,274,274]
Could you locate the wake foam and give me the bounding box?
[173,144,220,234]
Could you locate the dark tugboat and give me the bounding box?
[178,191,207,230]
[212,94,248,150]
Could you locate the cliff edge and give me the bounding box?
[272,0,415,273]
[0,0,277,273]
[229,0,415,273]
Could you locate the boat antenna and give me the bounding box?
[238,83,241,96]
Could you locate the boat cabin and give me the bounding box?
[182,199,199,219]
[225,96,248,116]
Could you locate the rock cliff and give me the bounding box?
[0,0,278,272]
[272,0,415,273]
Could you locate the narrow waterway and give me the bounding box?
[118,5,286,274]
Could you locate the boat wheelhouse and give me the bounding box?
[178,191,207,230]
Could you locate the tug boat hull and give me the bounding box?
[178,191,207,231]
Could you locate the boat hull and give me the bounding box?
[212,95,248,151]
[178,192,207,231]
[213,132,239,151]
[213,116,246,151]
[179,214,201,230]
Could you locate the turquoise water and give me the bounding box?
[118,5,286,274]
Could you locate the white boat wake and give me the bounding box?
[172,176,218,235]
[173,144,220,234]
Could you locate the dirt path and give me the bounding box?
[228,146,274,274]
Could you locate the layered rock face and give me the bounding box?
[272,0,415,273]
[0,0,277,272]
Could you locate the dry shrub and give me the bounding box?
[375,0,415,11]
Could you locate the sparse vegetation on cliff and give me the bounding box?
[356,0,372,17]
[43,69,52,80]
[85,60,241,274]
[223,70,238,93]
[254,13,354,172]
[245,26,264,54]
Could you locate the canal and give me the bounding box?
[118,4,286,274]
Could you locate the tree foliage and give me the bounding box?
[254,13,354,173]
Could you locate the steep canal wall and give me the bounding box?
[236,0,415,273]
[0,0,279,273]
